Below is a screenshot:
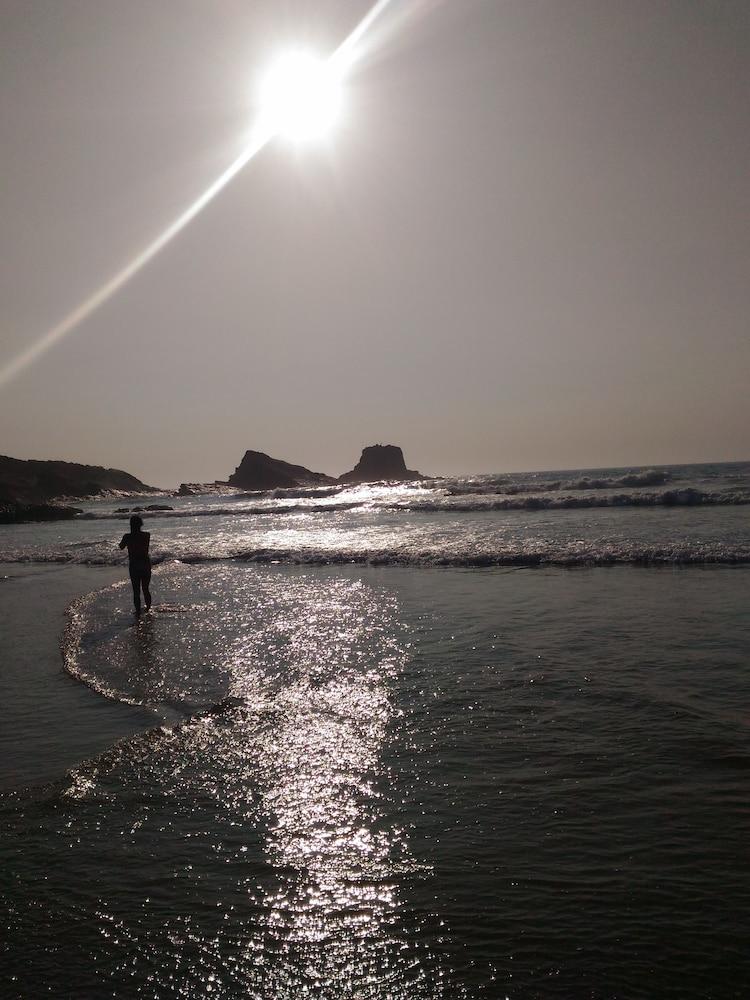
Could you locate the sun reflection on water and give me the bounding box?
[57,564,452,997]
[221,571,433,994]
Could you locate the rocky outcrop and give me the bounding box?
[227,451,335,491]
[177,482,232,497]
[127,504,174,512]
[0,502,82,524]
[0,454,158,505]
[338,445,423,484]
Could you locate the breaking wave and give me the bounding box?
[3,462,749,570]
[446,468,674,495]
[394,488,750,512]
[220,545,750,567]
[73,486,750,521]
[39,543,750,569]
[239,485,346,499]
[80,500,364,520]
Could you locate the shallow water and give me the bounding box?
[2,559,749,998]
[0,563,154,788]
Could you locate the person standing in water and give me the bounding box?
[119,514,152,616]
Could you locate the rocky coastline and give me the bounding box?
[0,444,426,520]
[0,454,160,523]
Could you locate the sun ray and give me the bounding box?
[0,130,270,390]
[0,0,396,390]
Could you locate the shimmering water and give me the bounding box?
[1,463,749,998]
[3,461,750,568]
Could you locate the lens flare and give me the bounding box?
[0,0,396,390]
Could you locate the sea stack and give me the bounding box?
[338,444,423,484]
[227,450,335,490]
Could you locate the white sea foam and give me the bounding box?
[75,487,750,521]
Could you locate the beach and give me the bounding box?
[2,463,749,998]
[4,0,749,991]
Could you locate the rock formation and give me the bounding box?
[227,451,335,491]
[177,482,233,496]
[0,454,159,521]
[338,444,423,484]
[0,502,83,524]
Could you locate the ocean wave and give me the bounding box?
[397,488,750,512]
[240,485,345,500]
[223,545,750,567]
[79,500,365,520]
[28,542,750,569]
[447,469,672,495]
[71,485,750,521]
[566,469,672,489]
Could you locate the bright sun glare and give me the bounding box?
[259,51,343,140]
[0,0,395,390]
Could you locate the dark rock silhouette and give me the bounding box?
[228,451,335,491]
[0,454,157,506]
[0,502,82,524]
[177,482,232,496]
[338,445,423,484]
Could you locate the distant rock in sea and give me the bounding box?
[227,451,336,491]
[0,454,159,522]
[338,444,424,484]
[0,502,83,524]
[177,482,233,497]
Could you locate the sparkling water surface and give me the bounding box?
[2,461,750,568]
[1,463,749,998]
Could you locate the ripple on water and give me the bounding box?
[7,563,459,999]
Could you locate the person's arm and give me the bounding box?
[144,532,150,554]
[119,534,129,550]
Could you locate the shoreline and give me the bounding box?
[0,562,156,791]
[3,555,749,796]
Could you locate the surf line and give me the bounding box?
[0,0,397,390]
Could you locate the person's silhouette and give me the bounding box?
[119,514,152,616]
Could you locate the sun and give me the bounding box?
[259,51,343,140]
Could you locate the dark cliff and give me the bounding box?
[338,445,423,484]
[0,454,157,505]
[227,451,335,490]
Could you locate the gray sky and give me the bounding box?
[1,0,748,487]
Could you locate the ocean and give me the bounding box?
[1,461,749,998]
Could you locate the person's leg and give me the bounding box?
[129,568,141,615]
[142,567,152,611]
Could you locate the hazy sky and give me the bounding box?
[1,0,748,486]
